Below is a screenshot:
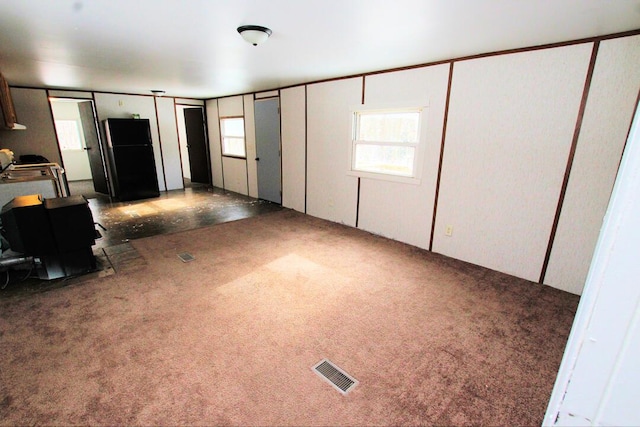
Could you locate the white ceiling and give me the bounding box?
[0,0,639,99]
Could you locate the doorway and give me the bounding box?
[254,98,282,204]
[50,98,108,198]
[176,105,210,187]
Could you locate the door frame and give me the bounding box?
[48,97,110,195]
[175,104,211,187]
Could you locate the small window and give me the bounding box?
[351,108,422,179]
[54,119,83,151]
[220,117,246,158]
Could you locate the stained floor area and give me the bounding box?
[76,181,283,249]
[1,180,282,294]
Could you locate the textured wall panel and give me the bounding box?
[155,96,183,191]
[358,64,449,249]
[205,99,224,188]
[2,88,61,165]
[306,78,361,226]
[545,36,640,294]
[432,44,591,282]
[222,157,248,195]
[244,94,258,198]
[281,86,306,213]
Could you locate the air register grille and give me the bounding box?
[312,359,358,395]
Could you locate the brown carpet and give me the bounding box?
[0,210,579,426]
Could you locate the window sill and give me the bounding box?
[347,170,421,185]
[222,155,247,160]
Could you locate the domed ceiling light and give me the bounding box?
[237,25,272,46]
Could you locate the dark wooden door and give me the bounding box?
[183,108,210,184]
[78,101,109,194]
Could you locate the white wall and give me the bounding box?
[92,94,193,192]
[358,65,449,249]
[155,96,183,190]
[48,90,92,99]
[174,98,204,106]
[544,35,640,294]
[205,99,224,188]
[4,88,201,195]
[432,44,592,282]
[202,33,639,295]
[1,88,61,165]
[306,78,362,226]
[94,93,167,191]
[544,98,640,427]
[216,95,248,195]
[244,94,258,198]
[281,86,306,213]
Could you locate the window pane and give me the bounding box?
[55,120,83,150]
[220,117,246,157]
[354,144,415,176]
[223,137,246,157]
[357,112,419,143]
[221,118,245,137]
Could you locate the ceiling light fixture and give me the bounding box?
[237,25,272,46]
[151,90,165,97]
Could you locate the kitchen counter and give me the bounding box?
[0,163,68,209]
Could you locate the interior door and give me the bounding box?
[254,98,282,204]
[78,101,108,194]
[183,107,210,184]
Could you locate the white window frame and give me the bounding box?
[220,116,246,158]
[348,106,426,184]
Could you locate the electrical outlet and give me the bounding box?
[118,100,124,107]
[445,225,453,237]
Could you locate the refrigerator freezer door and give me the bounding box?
[105,118,152,147]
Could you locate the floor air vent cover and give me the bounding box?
[177,252,195,263]
[312,359,358,395]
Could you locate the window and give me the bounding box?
[351,108,423,179]
[220,117,246,158]
[54,119,83,150]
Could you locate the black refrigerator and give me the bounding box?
[103,118,160,201]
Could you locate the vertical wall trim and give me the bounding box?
[279,90,283,201]
[429,62,455,251]
[173,99,186,191]
[361,76,366,105]
[304,85,308,214]
[539,41,601,284]
[242,96,249,195]
[355,178,361,227]
[201,104,213,186]
[217,99,226,189]
[354,76,365,226]
[153,96,168,192]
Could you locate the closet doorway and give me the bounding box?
[176,105,210,187]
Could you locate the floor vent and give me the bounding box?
[177,252,195,262]
[312,359,358,395]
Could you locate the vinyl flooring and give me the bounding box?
[1,180,282,294]
[70,180,283,249]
